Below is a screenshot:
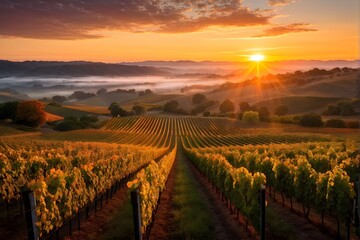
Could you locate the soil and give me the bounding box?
[148,157,178,239]
[267,187,359,240]
[65,187,128,240]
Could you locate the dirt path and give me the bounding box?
[268,201,331,240]
[65,187,128,240]
[148,156,178,239]
[267,188,358,240]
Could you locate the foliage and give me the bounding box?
[108,102,129,117]
[96,88,107,95]
[0,139,167,236]
[203,111,210,117]
[0,101,19,121]
[132,105,146,115]
[258,106,270,122]
[346,121,359,129]
[15,100,46,127]
[192,93,207,105]
[52,95,67,103]
[69,91,96,100]
[299,113,323,127]
[139,89,153,97]
[325,119,346,128]
[55,115,99,131]
[190,100,215,115]
[239,101,250,112]
[242,111,260,123]
[127,147,176,232]
[323,101,356,116]
[219,99,234,113]
[163,100,179,113]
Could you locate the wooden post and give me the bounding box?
[22,189,38,240]
[131,189,142,240]
[260,184,266,240]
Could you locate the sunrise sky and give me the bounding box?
[0,0,358,62]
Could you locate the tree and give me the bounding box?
[274,105,288,116]
[96,88,107,95]
[52,95,67,103]
[299,113,323,127]
[192,93,207,105]
[239,102,250,112]
[133,105,146,115]
[163,100,179,113]
[15,100,46,127]
[69,91,96,100]
[258,106,270,122]
[108,102,129,117]
[0,101,19,120]
[219,99,234,113]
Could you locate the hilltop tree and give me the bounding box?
[192,93,207,105]
[15,100,46,127]
[133,105,146,115]
[96,88,107,95]
[163,100,179,113]
[239,101,250,112]
[219,99,234,113]
[52,95,67,103]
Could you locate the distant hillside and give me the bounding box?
[254,96,346,114]
[0,60,169,78]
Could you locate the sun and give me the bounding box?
[249,54,265,62]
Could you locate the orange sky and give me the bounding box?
[0,0,358,62]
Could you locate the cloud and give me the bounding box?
[0,0,271,40]
[253,23,317,37]
[267,0,296,6]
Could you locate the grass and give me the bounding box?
[0,123,39,136]
[64,104,110,115]
[266,206,297,240]
[98,197,135,240]
[170,153,215,240]
[45,104,96,118]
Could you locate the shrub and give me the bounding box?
[346,121,359,128]
[299,113,323,127]
[242,111,260,123]
[325,119,346,128]
[203,111,210,117]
